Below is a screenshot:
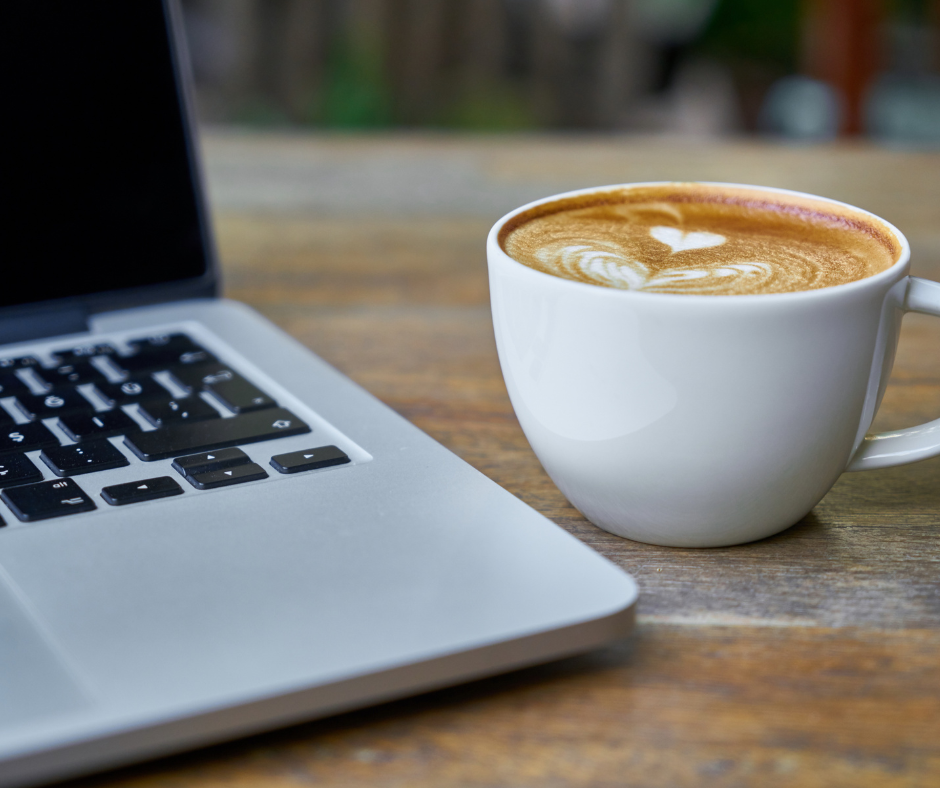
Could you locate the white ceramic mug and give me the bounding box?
[487,183,940,547]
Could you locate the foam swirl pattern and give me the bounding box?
[501,185,899,296]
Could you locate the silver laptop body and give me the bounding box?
[0,3,636,786]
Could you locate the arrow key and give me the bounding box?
[101,476,184,506]
[172,447,251,477]
[185,462,268,490]
[270,446,350,474]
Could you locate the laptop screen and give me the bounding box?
[4,1,211,312]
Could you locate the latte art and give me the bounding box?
[542,242,782,294]
[500,184,900,295]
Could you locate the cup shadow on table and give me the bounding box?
[577,456,940,554]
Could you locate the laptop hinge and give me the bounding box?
[0,305,90,346]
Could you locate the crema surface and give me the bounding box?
[500,184,900,295]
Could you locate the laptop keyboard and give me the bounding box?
[0,332,351,524]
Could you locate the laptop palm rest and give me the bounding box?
[0,574,91,731]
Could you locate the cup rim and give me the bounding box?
[486,181,912,302]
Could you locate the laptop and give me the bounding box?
[0,2,637,786]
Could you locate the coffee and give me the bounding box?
[499,184,900,295]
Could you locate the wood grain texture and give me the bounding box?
[68,135,939,788]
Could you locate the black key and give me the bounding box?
[14,389,95,420]
[0,409,14,428]
[204,373,276,413]
[170,364,277,413]
[0,423,60,454]
[168,362,236,392]
[40,440,130,477]
[101,476,184,506]
[185,462,268,490]
[59,410,142,442]
[271,446,350,474]
[36,361,108,389]
[138,397,220,428]
[0,453,44,488]
[51,343,118,362]
[96,377,170,406]
[115,350,216,375]
[124,408,311,461]
[0,371,31,398]
[172,447,251,477]
[115,338,215,375]
[1,478,95,522]
[127,333,201,355]
[0,355,41,370]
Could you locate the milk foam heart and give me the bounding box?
[649,226,725,253]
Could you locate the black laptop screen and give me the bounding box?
[4,1,210,310]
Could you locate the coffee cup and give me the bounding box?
[487,182,940,547]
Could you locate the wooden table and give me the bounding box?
[76,134,939,788]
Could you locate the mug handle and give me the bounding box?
[847,277,940,471]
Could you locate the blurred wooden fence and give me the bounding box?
[181,0,647,129]
[181,0,940,136]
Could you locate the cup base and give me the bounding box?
[582,511,806,548]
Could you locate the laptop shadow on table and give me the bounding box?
[58,463,940,786]
[59,635,641,787]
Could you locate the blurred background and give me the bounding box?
[182,0,939,145]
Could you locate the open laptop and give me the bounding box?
[0,2,637,786]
